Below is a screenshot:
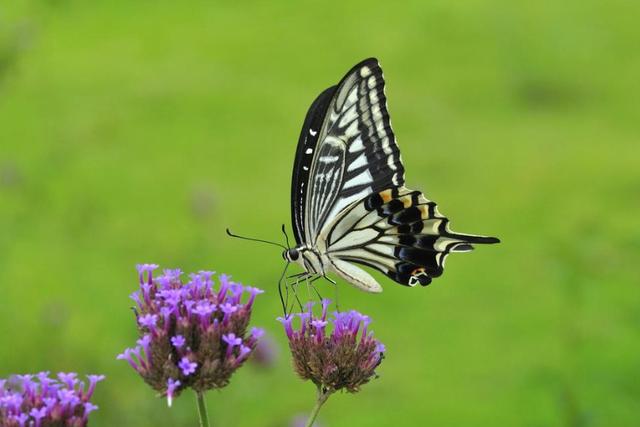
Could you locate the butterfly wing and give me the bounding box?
[291,58,499,292]
[290,58,404,246]
[324,187,499,290]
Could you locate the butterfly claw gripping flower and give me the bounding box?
[118,264,264,405]
[0,372,104,426]
[279,299,385,394]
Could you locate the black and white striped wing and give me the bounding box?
[324,187,499,291]
[291,58,499,292]
[290,58,404,245]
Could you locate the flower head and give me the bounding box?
[0,372,104,426]
[279,300,385,393]
[118,265,264,405]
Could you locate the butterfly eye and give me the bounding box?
[287,249,299,261]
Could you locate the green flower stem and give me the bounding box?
[305,386,332,427]
[195,391,211,427]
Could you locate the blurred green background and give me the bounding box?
[1,0,638,426]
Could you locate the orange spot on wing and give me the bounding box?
[380,189,393,203]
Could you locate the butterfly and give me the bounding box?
[281,58,499,293]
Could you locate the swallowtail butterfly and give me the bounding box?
[283,58,499,292]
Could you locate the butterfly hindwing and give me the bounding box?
[325,187,499,288]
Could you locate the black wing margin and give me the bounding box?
[291,86,337,245]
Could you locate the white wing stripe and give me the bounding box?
[347,152,367,172]
[339,104,358,128]
[348,137,365,153]
[319,156,340,163]
[342,169,373,189]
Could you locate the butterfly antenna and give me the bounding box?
[281,224,291,250]
[226,228,288,250]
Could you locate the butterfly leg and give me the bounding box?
[303,275,323,304]
[287,273,311,314]
[284,271,309,312]
[277,261,290,315]
[278,265,308,316]
[321,275,340,310]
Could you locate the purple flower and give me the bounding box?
[130,291,142,306]
[222,333,242,357]
[277,316,294,339]
[117,264,265,404]
[57,372,77,389]
[166,379,180,407]
[171,335,186,349]
[84,375,105,401]
[310,319,328,343]
[219,302,238,324]
[320,298,331,321]
[116,348,141,371]
[83,402,99,421]
[30,407,47,427]
[192,301,217,328]
[245,286,265,309]
[138,313,158,330]
[237,345,252,362]
[278,302,385,393]
[178,358,198,376]
[137,334,152,359]
[0,372,103,426]
[311,319,327,330]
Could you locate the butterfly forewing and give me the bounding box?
[297,58,405,245]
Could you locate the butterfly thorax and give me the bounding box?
[283,245,328,276]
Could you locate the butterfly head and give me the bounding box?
[282,248,300,262]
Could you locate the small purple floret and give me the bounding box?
[277,316,294,339]
[166,378,180,407]
[171,335,186,349]
[138,313,158,330]
[178,357,198,376]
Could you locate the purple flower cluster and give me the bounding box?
[118,264,264,405]
[0,372,104,427]
[278,299,385,393]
